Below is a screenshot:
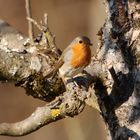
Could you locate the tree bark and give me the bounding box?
[95,0,140,139]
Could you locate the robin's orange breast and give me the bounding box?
[71,44,91,68]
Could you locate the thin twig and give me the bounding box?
[27,17,43,31]
[25,0,34,43]
[44,13,48,26]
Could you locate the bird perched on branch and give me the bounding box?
[46,36,92,82]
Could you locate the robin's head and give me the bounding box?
[73,36,93,47]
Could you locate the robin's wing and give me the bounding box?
[45,58,64,78]
[62,45,73,62]
[45,45,72,78]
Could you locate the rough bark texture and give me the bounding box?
[0,19,65,101]
[95,0,140,139]
[0,0,140,140]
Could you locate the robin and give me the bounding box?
[47,36,92,82]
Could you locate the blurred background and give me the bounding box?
[0,0,107,140]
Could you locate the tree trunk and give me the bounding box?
[95,0,140,139]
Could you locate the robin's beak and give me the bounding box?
[89,42,93,46]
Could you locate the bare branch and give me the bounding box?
[0,19,96,136]
[0,19,62,101]
[27,17,43,31]
[25,0,34,43]
[0,84,89,136]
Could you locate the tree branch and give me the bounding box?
[0,87,87,136]
[0,20,95,135]
[25,0,34,43]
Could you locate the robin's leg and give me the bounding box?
[61,76,78,88]
[72,78,79,87]
[64,77,78,87]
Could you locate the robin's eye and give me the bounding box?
[79,40,83,44]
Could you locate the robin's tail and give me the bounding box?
[45,58,64,79]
